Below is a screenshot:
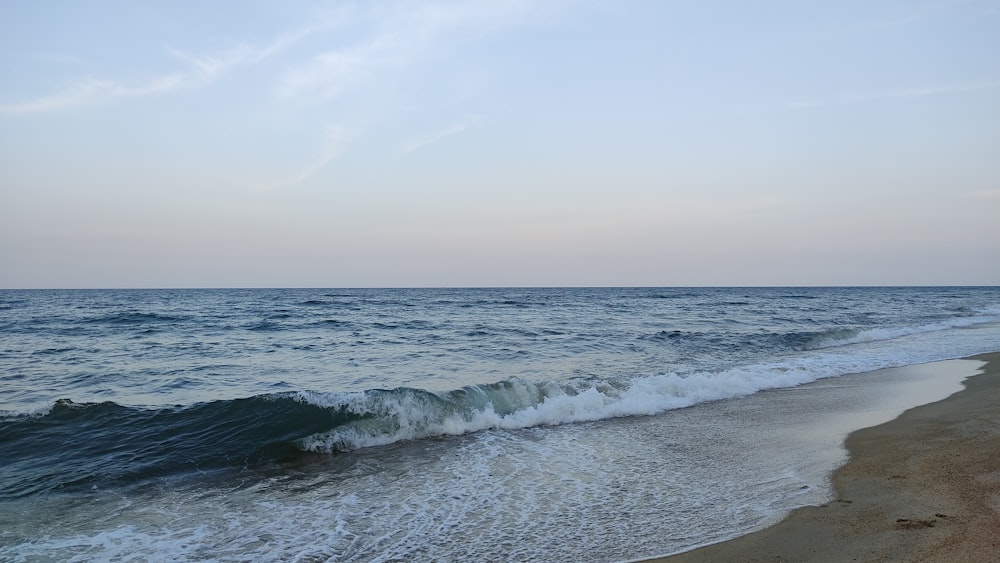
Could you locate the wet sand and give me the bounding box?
[650,352,1000,562]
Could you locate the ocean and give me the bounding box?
[2,287,999,561]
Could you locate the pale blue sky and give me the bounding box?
[1,0,998,287]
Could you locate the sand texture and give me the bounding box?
[652,353,1000,562]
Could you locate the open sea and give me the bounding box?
[2,287,999,561]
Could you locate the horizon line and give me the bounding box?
[2,284,997,291]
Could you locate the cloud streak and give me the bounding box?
[277,0,554,105]
[0,1,549,115]
[0,74,187,114]
[251,124,354,192]
[787,81,1000,110]
[401,121,474,155]
[0,19,325,115]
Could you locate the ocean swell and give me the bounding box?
[0,397,343,498]
[290,362,840,453]
[4,302,998,497]
[795,313,999,351]
[0,364,826,497]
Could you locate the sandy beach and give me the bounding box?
[652,352,1000,562]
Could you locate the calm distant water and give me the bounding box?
[2,287,999,561]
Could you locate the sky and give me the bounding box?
[1,0,998,288]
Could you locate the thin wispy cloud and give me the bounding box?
[289,124,353,185]
[401,120,475,155]
[0,1,548,116]
[0,63,188,115]
[0,19,325,115]
[165,46,245,81]
[260,1,561,185]
[279,45,373,103]
[255,124,354,192]
[277,0,555,105]
[787,81,1000,110]
[0,74,187,114]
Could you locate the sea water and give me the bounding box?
[1,287,998,561]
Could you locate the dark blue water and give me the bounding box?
[2,287,999,561]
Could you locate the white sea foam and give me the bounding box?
[0,403,55,420]
[805,313,1000,350]
[9,357,976,563]
[294,316,1000,453]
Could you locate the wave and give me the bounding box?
[0,337,981,501]
[292,310,998,453]
[794,313,999,351]
[82,312,185,325]
[0,397,345,498]
[4,305,997,498]
[640,330,686,341]
[1,361,829,498]
[290,360,862,454]
[639,310,999,353]
[1,368,794,499]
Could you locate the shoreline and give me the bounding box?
[647,352,1000,562]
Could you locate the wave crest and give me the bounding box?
[291,365,819,453]
[796,314,998,350]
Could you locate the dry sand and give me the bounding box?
[650,352,1000,562]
